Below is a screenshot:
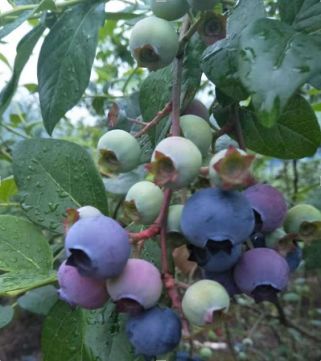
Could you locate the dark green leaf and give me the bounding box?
[13,139,108,233]
[227,0,265,35]
[0,176,17,203]
[42,301,142,361]
[37,2,105,135]
[0,0,54,40]
[18,285,58,315]
[238,18,321,127]
[0,305,14,328]
[216,95,321,159]
[0,215,55,296]
[0,24,45,117]
[304,240,321,270]
[202,37,248,101]
[278,0,304,25]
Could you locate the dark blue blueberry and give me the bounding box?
[175,351,203,361]
[250,232,266,248]
[181,188,255,248]
[286,244,302,272]
[202,269,240,296]
[126,306,182,357]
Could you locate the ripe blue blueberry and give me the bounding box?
[181,188,255,249]
[107,259,163,312]
[188,242,242,273]
[57,261,108,309]
[285,243,302,272]
[243,183,287,233]
[234,248,290,303]
[203,269,240,297]
[65,215,130,279]
[175,351,203,361]
[126,306,182,357]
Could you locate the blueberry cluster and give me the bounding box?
[54,2,321,359]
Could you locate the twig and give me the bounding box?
[134,102,172,138]
[292,160,299,203]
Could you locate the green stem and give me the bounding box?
[0,123,30,139]
[0,203,20,207]
[0,0,85,21]
[122,66,139,94]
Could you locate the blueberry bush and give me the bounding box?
[1,0,321,360]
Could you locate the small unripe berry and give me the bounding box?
[129,17,179,70]
[65,215,130,279]
[147,136,202,189]
[124,181,163,225]
[107,259,162,311]
[283,204,321,234]
[57,261,108,309]
[97,129,141,174]
[150,0,189,21]
[179,115,212,157]
[182,280,230,326]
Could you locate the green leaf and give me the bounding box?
[0,305,14,328]
[0,0,54,40]
[227,0,265,35]
[202,38,249,101]
[0,176,17,203]
[18,285,58,315]
[238,18,321,127]
[216,95,321,159]
[0,52,11,69]
[13,139,108,233]
[304,240,321,270]
[37,2,105,135]
[42,301,143,361]
[0,215,55,296]
[0,24,45,117]
[278,0,321,33]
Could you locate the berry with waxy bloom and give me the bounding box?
[57,261,108,309]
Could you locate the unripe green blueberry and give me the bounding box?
[167,204,186,248]
[147,136,202,189]
[150,0,189,21]
[265,228,286,249]
[209,147,247,187]
[167,204,184,233]
[129,17,179,71]
[188,0,217,11]
[179,115,212,157]
[124,181,163,225]
[182,280,230,326]
[97,129,141,174]
[284,204,321,234]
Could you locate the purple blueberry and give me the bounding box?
[188,242,242,273]
[126,306,182,357]
[243,184,287,233]
[182,98,209,121]
[181,188,255,249]
[107,259,162,312]
[65,215,130,279]
[57,261,108,309]
[234,248,290,303]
